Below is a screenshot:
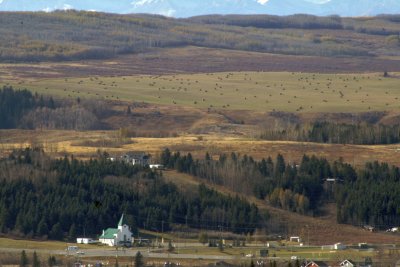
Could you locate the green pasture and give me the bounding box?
[0,237,378,262]
[7,71,400,112]
[0,237,94,250]
[174,246,375,261]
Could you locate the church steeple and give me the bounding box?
[118,214,127,227]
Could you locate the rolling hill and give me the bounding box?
[0,11,399,62]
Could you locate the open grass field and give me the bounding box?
[0,236,387,263]
[4,71,400,113]
[0,237,94,250]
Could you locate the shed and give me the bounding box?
[290,236,301,243]
[76,237,97,244]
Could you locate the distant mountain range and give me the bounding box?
[0,0,399,17]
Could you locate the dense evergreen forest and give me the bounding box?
[0,148,260,240]
[0,86,104,130]
[0,86,54,128]
[0,11,399,61]
[161,149,400,228]
[336,161,400,228]
[260,121,400,145]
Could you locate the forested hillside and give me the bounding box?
[260,121,400,145]
[161,149,400,228]
[0,11,399,62]
[0,148,260,240]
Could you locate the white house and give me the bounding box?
[386,227,399,233]
[334,242,347,250]
[149,164,164,169]
[289,236,301,243]
[76,237,97,244]
[340,260,356,267]
[99,214,133,246]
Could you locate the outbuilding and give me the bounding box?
[76,237,97,244]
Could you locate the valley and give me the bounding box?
[1,10,400,267]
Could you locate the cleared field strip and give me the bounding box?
[4,72,400,113]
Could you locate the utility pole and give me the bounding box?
[218,225,223,251]
[161,220,164,244]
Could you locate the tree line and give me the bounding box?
[260,121,400,145]
[161,149,341,214]
[0,148,260,240]
[0,86,101,130]
[161,148,400,228]
[188,14,344,30]
[0,86,55,128]
[336,161,400,228]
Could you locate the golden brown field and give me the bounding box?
[2,129,400,168]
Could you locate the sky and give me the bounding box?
[0,0,398,17]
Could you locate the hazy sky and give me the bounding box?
[0,0,398,17]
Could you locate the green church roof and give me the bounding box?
[118,214,128,226]
[99,228,118,239]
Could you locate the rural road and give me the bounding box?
[0,246,238,261]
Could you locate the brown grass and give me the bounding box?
[2,130,400,168]
[1,47,400,81]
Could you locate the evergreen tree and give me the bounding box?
[36,218,48,238]
[274,154,286,177]
[168,240,174,252]
[32,251,40,267]
[68,223,77,241]
[198,232,208,245]
[49,223,63,240]
[134,251,144,267]
[20,250,28,267]
[218,238,224,252]
[0,206,10,233]
[47,256,57,267]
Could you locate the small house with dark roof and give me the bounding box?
[99,214,133,246]
[121,152,150,166]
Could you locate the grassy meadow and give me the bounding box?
[3,130,400,168]
[0,237,94,250]
[6,71,400,113]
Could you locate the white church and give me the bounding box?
[99,214,133,246]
